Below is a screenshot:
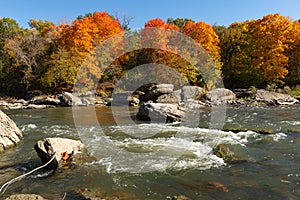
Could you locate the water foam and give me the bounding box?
[80,123,280,173]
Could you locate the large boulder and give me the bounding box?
[34,137,85,170]
[204,88,236,104]
[156,93,180,104]
[255,89,299,105]
[5,194,47,200]
[136,102,184,123]
[181,86,203,101]
[0,110,23,152]
[58,92,86,106]
[140,84,174,102]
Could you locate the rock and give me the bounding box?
[24,104,55,109]
[204,88,236,104]
[214,144,248,163]
[0,100,9,107]
[34,137,85,170]
[29,96,60,106]
[136,103,184,123]
[0,110,23,152]
[141,84,174,102]
[172,195,190,200]
[233,89,255,98]
[181,99,206,111]
[79,187,139,200]
[6,103,24,110]
[58,92,85,106]
[4,194,47,200]
[181,86,203,101]
[156,93,180,104]
[255,89,299,105]
[24,90,43,100]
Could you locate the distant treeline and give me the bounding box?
[0,12,299,97]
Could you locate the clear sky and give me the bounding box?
[1,0,300,29]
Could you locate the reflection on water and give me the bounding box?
[0,105,300,199]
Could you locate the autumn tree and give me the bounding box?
[28,19,54,34]
[250,14,292,85]
[220,22,265,88]
[42,12,124,91]
[221,14,295,89]
[285,20,300,86]
[167,18,194,32]
[182,21,221,66]
[4,29,49,90]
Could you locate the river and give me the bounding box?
[0,105,300,199]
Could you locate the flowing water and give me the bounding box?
[0,105,300,199]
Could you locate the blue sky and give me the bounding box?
[1,0,300,29]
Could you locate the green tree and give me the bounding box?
[220,22,264,89]
[28,19,54,34]
[167,18,194,31]
[0,18,22,94]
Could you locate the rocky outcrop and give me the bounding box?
[136,102,185,123]
[4,194,47,200]
[255,89,299,105]
[34,137,85,170]
[0,110,23,152]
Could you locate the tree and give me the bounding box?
[4,29,49,89]
[0,18,23,93]
[220,22,264,88]
[167,18,194,32]
[182,20,221,66]
[41,47,81,91]
[42,11,124,91]
[285,20,300,86]
[28,19,54,34]
[249,14,292,85]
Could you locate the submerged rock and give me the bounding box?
[0,110,23,152]
[34,137,85,170]
[4,194,47,200]
[136,102,184,123]
[214,144,249,163]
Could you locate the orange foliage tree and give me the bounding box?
[42,12,124,91]
[249,14,293,85]
[182,21,221,67]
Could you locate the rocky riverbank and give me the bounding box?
[132,84,299,123]
[0,92,107,110]
[0,86,298,111]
